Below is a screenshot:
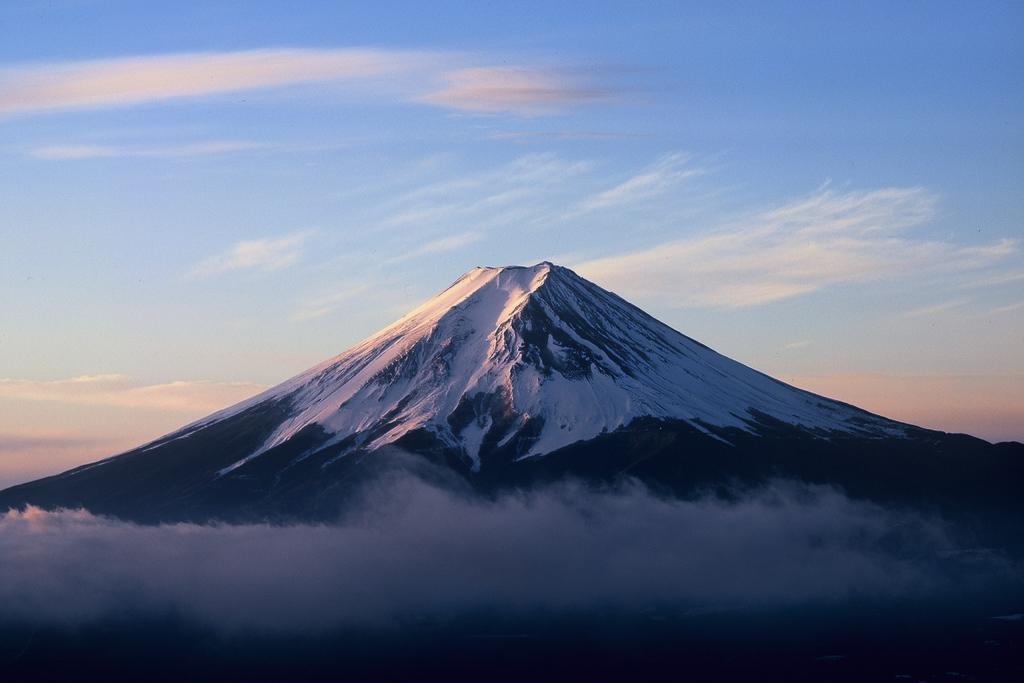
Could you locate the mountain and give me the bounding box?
[2,262,1021,524]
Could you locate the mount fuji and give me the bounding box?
[2,262,1020,523]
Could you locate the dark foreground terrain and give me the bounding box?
[3,602,1024,682]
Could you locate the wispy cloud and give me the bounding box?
[977,300,1024,317]
[576,153,703,212]
[576,186,1017,308]
[384,231,481,265]
[393,153,593,204]
[959,270,1024,289]
[371,153,592,240]
[0,376,268,488]
[0,432,106,454]
[190,231,312,277]
[292,284,373,322]
[28,140,267,160]
[488,130,647,142]
[419,66,614,115]
[0,49,620,119]
[0,48,437,116]
[298,153,602,281]
[755,185,937,235]
[0,375,266,413]
[904,297,970,318]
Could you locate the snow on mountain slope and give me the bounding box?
[175,262,905,475]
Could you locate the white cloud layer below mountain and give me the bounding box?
[0,477,1017,632]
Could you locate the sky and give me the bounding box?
[0,1,1022,487]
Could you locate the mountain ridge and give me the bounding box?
[1,261,1020,524]
[153,261,908,475]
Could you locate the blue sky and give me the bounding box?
[1,1,1022,484]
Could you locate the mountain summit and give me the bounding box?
[2,262,1019,523]
[199,261,902,476]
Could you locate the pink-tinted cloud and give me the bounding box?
[1,50,615,118]
[0,375,268,487]
[0,48,437,115]
[29,140,267,159]
[420,66,614,115]
[0,374,265,413]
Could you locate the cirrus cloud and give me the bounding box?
[0,49,622,119]
[419,66,615,115]
[576,152,704,212]
[576,185,1017,308]
[0,48,439,116]
[0,374,265,413]
[189,231,313,277]
[28,140,268,160]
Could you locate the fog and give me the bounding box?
[0,474,1019,632]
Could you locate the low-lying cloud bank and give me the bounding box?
[0,477,1019,632]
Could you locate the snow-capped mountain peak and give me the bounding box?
[188,262,903,475]
[5,262,1018,530]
